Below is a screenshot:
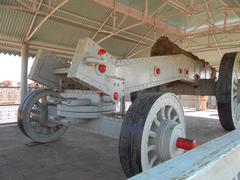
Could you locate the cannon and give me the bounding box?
[17,37,240,177]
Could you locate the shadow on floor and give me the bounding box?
[0,115,227,180]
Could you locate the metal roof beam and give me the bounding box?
[92,0,183,38]
[203,0,222,57]
[158,7,240,19]
[49,13,150,46]
[167,0,192,14]
[97,22,145,43]
[195,7,240,15]
[26,0,69,41]
[0,3,155,44]
[0,4,151,46]
[0,4,41,14]
[144,0,148,17]
[126,26,154,58]
[16,0,33,9]
[151,2,168,17]
[25,0,43,42]
[185,20,240,40]
[190,44,240,53]
[0,37,75,58]
[233,0,240,6]
[39,3,155,43]
[92,11,113,40]
[127,46,150,58]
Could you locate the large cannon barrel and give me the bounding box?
[29,37,215,102]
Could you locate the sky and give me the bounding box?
[0,53,34,83]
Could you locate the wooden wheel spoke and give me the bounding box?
[35,101,44,109]
[30,108,40,114]
[172,115,178,122]
[153,116,160,127]
[160,108,166,121]
[147,145,156,153]
[167,107,173,120]
[149,130,157,138]
[149,155,158,167]
[30,115,40,122]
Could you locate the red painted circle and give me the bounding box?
[98,48,107,55]
[155,67,160,76]
[185,69,189,75]
[113,92,119,101]
[179,68,183,75]
[98,64,106,73]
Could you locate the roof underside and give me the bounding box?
[0,0,240,67]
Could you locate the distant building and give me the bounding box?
[0,80,18,88]
[0,80,44,123]
[0,80,44,105]
[0,80,20,105]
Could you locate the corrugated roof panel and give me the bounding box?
[0,0,239,66]
[1,0,18,5]
[148,1,166,16]
[0,8,33,42]
[167,16,185,29]
[61,0,110,22]
[209,0,224,9]
[187,13,209,31]
[31,17,94,48]
[118,0,145,12]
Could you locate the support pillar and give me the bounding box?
[20,43,29,102]
[120,95,126,115]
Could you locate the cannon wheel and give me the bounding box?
[216,52,240,130]
[18,89,68,143]
[119,93,185,177]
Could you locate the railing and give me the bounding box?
[0,87,20,124]
[0,87,217,124]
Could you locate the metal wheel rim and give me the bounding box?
[19,89,67,143]
[141,93,185,170]
[231,55,240,128]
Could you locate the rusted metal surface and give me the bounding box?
[151,36,216,79]
[151,36,200,62]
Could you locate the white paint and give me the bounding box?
[130,128,240,180]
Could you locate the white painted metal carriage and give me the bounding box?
[17,38,240,179]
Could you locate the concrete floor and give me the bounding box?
[0,110,227,180]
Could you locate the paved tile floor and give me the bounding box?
[0,110,227,180]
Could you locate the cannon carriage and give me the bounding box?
[17,37,240,177]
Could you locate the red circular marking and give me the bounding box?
[98,64,106,73]
[155,67,160,76]
[98,48,107,55]
[113,92,119,101]
[179,68,183,75]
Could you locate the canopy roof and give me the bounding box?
[0,0,240,67]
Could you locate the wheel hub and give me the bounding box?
[18,89,68,143]
[38,106,48,125]
[158,120,185,161]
